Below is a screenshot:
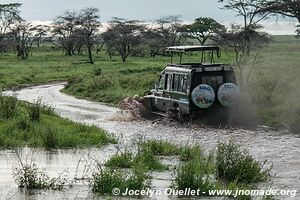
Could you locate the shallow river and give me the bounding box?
[1,83,300,200]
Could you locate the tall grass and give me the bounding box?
[173,146,217,196]
[0,101,116,148]
[91,164,150,195]
[0,95,18,119]
[216,141,271,183]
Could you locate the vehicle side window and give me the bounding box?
[158,74,165,89]
[165,73,172,91]
[181,75,188,93]
[171,74,188,93]
[172,74,179,91]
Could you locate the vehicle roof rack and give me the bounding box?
[166,45,220,64]
[166,45,220,53]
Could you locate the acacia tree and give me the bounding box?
[181,17,225,45]
[155,15,183,48]
[215,24,270,82]
[0,3,22,52]
[218,0,271,55]
[143,28,164,58]
[102,18,144,62]
[77,7,101,64]
[260,0,300,35]
[11,21,35,59]
[51,11,79,56]
[31,24,48,48]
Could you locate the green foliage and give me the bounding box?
[39,124,58,149]
[28,100,42,122]
[173,145,217,196]
[139,140,181,156]
[13,161,68,190]
[105,151,133,168]
[179,145,203,161]
[105,140,171,171]
[0,95,18,119]
[0,102,116,148]
[133,147,169,171]
[216,141,271,183]
[91,164,150,195]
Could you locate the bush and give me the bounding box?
[216,141,271,183]
[29,100,42,122]
[179,145,203,162]
[91,164,150,195]
[13,161,68,190]
[90,75,113,90]
[105,151,133,168]
[93,68,102,76]
[173,156,216,196]
[0,95,18,119]
[133,148,168,171]
[140,140,180,156]
[39,125,58,149]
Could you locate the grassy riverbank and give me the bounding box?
[0,96,116,148]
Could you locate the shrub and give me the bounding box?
[13,161,68,190]
[105,151,133,168]
[179,145,202,162]
[91,164,150,195]
[90,75,113,90]
[133,148,168,171]
[216,141,271,183]
[173,158,216,196]
[16,114,31,131]
[0,95,18,119]
[93,68,102,76]
[39,125,58,149]
[28,100,42,122]
[140,140,180,156]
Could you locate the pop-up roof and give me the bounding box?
[166,46,220,53]
[166,45,221,64]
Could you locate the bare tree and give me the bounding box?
[0,3,22,52]
[155,15,183,48]
[51,11,79,56]
[102,18,144,62]
[143,28,164,58]
[77,7,101,64]
[11,21,35,59]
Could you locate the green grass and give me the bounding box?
[0,36,299,131]
[0,96,116,149]
[105,140,171,171]
[216,141,271,184]
[91,164,150,195]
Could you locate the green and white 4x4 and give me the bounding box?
[143,46,240,120]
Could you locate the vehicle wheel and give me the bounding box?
[176,107,183,123]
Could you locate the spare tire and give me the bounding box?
[191,84,215,109]
[217,83,240,107]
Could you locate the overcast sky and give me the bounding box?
[0,0,298,34]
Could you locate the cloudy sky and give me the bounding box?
[0,0,298,34]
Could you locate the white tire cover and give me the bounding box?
[192,84,215,109]
[218,83,240,107]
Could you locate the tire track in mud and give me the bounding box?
[3,83,300,200]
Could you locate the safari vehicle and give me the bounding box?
[143,46,240,121]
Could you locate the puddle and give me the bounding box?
[2,83,300,199]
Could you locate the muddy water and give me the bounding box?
[2,83,300,200]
